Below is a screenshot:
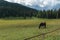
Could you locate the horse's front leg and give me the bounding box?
[39,25,41,29]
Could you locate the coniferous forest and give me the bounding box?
[37,9,60,19]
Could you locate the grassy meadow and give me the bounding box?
[0,18,60,40]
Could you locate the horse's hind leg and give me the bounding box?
[44,25,46,28]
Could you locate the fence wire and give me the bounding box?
[24,28,60,40]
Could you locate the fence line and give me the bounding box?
[24,28,60,40]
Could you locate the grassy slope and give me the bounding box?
[0,18,60,40]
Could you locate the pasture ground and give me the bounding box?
[0,18,60,40]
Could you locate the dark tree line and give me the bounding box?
[0,6,37,19]
[37,9,60,19]
[0,6,60,19]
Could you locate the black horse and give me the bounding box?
[39,22,46,29]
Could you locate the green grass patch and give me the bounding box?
[0,18,60,40]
